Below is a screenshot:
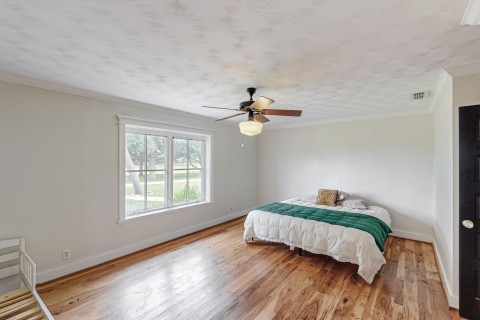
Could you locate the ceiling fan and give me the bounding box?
[202,87,302,136]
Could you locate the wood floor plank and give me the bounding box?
[373,260,396,319]
[37,219,456,320]
[350,283,371,319]
[397,251,405,281]
[331,274,365,319]
[392,303,405,320]
[421,242,441,281]
[361,263,386,320]
[292,291,323,320]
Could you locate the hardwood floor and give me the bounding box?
[38,217,460,319]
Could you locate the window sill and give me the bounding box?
[117,201,214,224]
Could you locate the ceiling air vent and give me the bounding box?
[411,91,429,100]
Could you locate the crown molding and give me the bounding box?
[0,71,225,124]
[446,60,480,77]
[263,109,432,131]
[461,0,480,25]
[429,70,453,112]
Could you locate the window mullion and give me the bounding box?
[144,134,148,210]
[167,134,173,207]
[186,139,190,202]
[119,122,126,221]
[201,140,205,201]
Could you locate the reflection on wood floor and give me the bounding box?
[37,217,460,319]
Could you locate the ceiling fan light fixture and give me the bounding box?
[239,119,263,136]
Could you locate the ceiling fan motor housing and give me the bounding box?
[239,100,253,109]
[239,87,257,109]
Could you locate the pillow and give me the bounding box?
[337,190,349,201]
[302,191,347,203]
[339,199,369,210]
[315,189,338,207]
[300,194,317,203]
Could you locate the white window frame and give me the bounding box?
[118,115,213,223]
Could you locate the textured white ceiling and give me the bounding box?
[0,0,478,126]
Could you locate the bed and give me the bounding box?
[243,198,392,283]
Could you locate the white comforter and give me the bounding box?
[243,198,391,283]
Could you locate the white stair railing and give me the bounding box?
[1,238,54,320]
[19,250,36,290]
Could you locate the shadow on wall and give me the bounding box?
[346,192,431,233]
[366,200,432,235]
[383,210,432,234]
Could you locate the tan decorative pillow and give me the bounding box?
[315,189,338,207]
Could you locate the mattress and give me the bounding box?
[243,198,391,283]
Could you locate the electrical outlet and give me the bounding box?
[62,249,71,260]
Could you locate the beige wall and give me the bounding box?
[257,114,434,237]
[432,74,455,306]
[0,80,258,282]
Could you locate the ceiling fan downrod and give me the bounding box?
[247,87,256,101]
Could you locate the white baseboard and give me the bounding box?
[391,229,433,243]
[37,209,251,284]
[432,238,459,308]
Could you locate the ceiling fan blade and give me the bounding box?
[254,114,270,123]
[263,109,303,117]
[250,96,275,110]
[215,113,245,122]
[202,106,241,111]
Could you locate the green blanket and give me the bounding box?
[254,202,392,251]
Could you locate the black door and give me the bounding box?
[459,105,480,319]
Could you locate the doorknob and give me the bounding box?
[462,220,474,229]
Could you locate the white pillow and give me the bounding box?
[300,194,317,203]
[338,199,369,210]
[337,190,349,201]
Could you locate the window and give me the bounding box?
[172,138,204,205]
[124,133,167,213]
[118,116,212,222]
